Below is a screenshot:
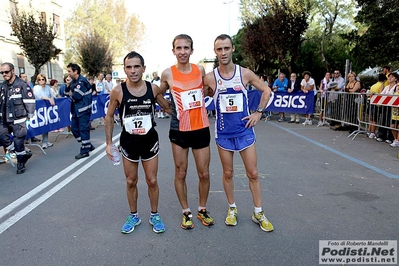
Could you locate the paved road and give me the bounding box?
[0,116,398,266]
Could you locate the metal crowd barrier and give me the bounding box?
[320,91,399,141]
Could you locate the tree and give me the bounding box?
[240,0,309,74]
[76,31,113,77]
[65,0,145,68]
[10,6,61,83]
[309,0,357,71]
[349,0,399,71]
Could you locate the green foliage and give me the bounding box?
[349,0,399,71]
[65,0,145,68]
[240,0,308,74]
[10,6,61,83]
[77,31,113,76]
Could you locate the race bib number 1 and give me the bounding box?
[180,89,203,110]
[219,94,243,113]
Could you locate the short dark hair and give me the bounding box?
[383,66,391,71]
[67,63,81,75]
[1,62,14,70]
[63,74,69,83]
[214,34,233,46]
[388,72,399,80]
[123,51,145,66]
[172,34,193,49]
[18,73,26,78]
[377,73,387,82]
[303,71,311,77]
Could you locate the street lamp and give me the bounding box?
[223,0,234,35]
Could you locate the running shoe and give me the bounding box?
[390,140,399,147]
[181,212,194,230]
[121,213,141,234]
[197,209,215,226]
[225,207,237,226]
[149,214,165,234]
[252,211,274,232]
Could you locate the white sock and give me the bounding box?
[198,206,206,212]
[182,208,191,214]
[229,203,237,208]
[254,207,262,215]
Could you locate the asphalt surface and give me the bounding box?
[0,115,398,266]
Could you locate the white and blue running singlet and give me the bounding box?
[212,65,254,139]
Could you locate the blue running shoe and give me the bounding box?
[149,214,165,234]
[121,214,141,234]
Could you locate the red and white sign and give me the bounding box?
[370,94,399,107]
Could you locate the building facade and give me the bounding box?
[0,0,66,83]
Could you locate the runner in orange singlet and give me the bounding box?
[160,34,214,230]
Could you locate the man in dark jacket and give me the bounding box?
[287,73,302,123]
[66,63,95,159]
[0,62,36,174]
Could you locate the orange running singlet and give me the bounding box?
[170,64,210,131]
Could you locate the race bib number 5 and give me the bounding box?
[219,94,243,113]
[180,89,203,110]
[123,115,152,135]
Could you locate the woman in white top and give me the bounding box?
[33,74,55,149]
[300,71,315,125]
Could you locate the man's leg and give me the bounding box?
[240,144,274,232]
[171,143,189,209]
[12,123,31,174]
[76,113,93,159]
[192,145,215,226]
[192,146,210,207]
[142,156,159,213]
[239,145,261,207]
[120,156,141,234]
[142,155,165,233]
[217,146,235,204]
[122,157,139,213]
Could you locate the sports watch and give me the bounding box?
[256,107,264,113]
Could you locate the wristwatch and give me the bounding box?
[256,107,263,113]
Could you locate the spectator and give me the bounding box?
[318,71,332,127]
[382,66,391,87]
[344,71,361,132]
[96,73,108,126]
[301,71,315,125]
[87,76,97,130]
[33,74,55,149]
[287,73,301,123]
[272,73,288,122]
[390,85,399,147]
[19,73,34,89]
[367,73,387,139]
[58,75,71,97]
[376,72,398,143]
[328,70,345,127]
[104,74,113,94]
[50,79,58,97]
[332,70,345,91]
[96,73,105,94]
[20,73,40,143]
[151,72,164,119]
